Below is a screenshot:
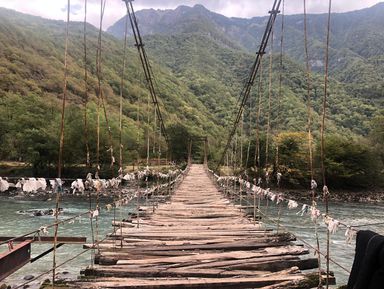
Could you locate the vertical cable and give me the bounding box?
[119,12,129,173]
[321,1,333,288]
[57,0,70,179]
[266,29,274,170]
[146,92,150,167]
[101,0,115,175]
[303,1,322,286]
[53,0,70,286]
[254,58,263,172]
[276,0,285,176]
[88,191,95,266]
[83,0,91,168]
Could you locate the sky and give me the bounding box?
[0,0,382,30]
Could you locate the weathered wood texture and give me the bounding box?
[74,165,326,288]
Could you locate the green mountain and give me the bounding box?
[108,3,384,136]
[0,4,383,187]
[0,8,225,175]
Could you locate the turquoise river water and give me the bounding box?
[0,195,383,288]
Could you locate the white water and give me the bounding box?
[0,195,383,288]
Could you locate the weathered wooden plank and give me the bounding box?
[76,275,305,289]
[74,164,323,289]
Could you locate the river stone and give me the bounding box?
[23,275,34,281]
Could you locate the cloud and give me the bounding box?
[61,3,83,16]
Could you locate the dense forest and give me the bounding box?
[0,4,383,189]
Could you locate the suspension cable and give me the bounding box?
[57,0,70,179]
[123,0,169,148]
[275,0,285,175]
[53,0,70,286]
[265,29,274,169]
[303,1,322,287]
[254,58,264,172]
[119,12,129,173]
[217,0,282,170]
[304,0,314,182]
[83,0,91,168]
[321,1,333,288]
[97,0,115,175]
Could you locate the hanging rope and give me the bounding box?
[94,0,107,254]
[123,0,169,148]
[57,0,70,179]
[321,1,333,288]
[244,95,251,170]
[275,0,285,178]
[53,0,70,286]
[254,58,264,172]
[304,1,322,287]
[83,0,91,168]
[97,0,115,175]
[217,0,282,170]
[240,111,244,169]
[88,191,95,267]
[304,0,314,183]
[265,29,274,170]
[146,89,151,167]
[119,12,129,174]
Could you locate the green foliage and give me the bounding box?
[0,8,225,175]
[0,5,383,190]
[322,135,382,188]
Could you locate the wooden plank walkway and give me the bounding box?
[74,164,324,289]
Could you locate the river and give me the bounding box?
[0,195,383,288]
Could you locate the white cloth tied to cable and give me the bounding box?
[93,179,105,192]
[123,173,135,181]
[39,226,49,235]
[310,206,321,221]
[85,173,93,189]
[323,185,330,197]
[276,172,282,185]
[276,194,285,204]
[91,209,99,218]
[324,216,340,234]
[345,226,357,244]
[296,204,309,216]
[287,200,298,209]
[105,204,113,211]
[311,179,317,190]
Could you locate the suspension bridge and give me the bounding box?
[0,0,383,289]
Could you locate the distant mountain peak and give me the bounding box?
[193,4,208,10]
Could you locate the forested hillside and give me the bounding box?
[0,8,224,175]
[107,4,384,188]
[0,4,383,188]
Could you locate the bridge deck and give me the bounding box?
[75,165,323,289]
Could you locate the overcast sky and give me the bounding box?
[0,0,382,30]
